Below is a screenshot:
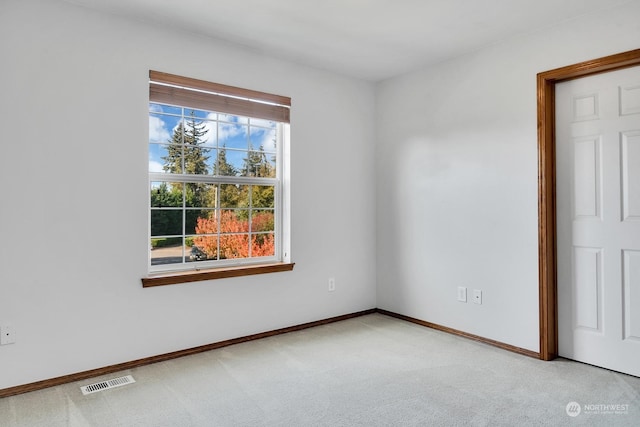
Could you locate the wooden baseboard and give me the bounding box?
[376,309,540,359]
[1,307,540,398]
[0,309,376,398]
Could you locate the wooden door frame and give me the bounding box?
[538,48,640,360]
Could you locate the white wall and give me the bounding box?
[0,0,376,389]
[375,2,640,352]
[3,0,639,392]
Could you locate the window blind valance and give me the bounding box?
[149,70,290,123]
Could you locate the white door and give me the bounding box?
[556,65,640,377]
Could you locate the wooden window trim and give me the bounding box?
[537,48,640,361]
[142,262,295,287]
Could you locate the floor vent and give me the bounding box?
[80,375,136,395]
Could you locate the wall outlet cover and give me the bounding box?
[457,286,467,302]
[0,324,16,345]
[473,289,482,304]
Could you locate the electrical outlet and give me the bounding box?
[1,324,15,345]
[457,286,467,302]
[328,277,336,292]
[473,289,482,305]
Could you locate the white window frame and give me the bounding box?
[147,71,291,274]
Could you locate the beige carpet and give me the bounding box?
[1,313,639,426]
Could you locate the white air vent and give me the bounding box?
[80,375,135,395]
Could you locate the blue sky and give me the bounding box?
[148,103,277,174]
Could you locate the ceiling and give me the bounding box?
[65,0,632,81]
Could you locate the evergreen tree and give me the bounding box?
[150,182,182,208]
[215,146,241,209]
[240,145,275,215]
[214,145,236,176]
[161,111,213,234]
[150,182,182,239]
[162,111,210,175]
[244,145,274,178]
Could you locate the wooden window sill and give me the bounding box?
[142,262,295,288]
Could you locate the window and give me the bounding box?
[148,71,290,275]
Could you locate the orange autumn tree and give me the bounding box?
[193,210,275,259]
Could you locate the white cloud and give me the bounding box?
[211,112,246,144]
[203,114,217,144]
[149,160,164,173]
[153,110,278,149]
[258,127,277,151]
[149,103,164,113]
[149,115,170,143]
[218,122,244,143]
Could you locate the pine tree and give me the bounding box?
[244,145,274,178]
[161,111,213,234]
[232,144,275,258]
[214,145,236,176]
[215,146,241,209]
[162,111,210,175]
[240,145,275,213]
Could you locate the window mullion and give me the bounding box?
[248,184,253,258]
[148,173,275,186]
[216,184,221,261]
[182,182,187,264]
